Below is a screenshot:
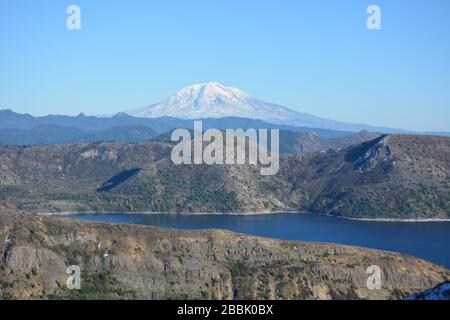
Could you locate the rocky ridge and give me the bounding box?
[0,212,448,300]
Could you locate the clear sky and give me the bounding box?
[1,0,449,131]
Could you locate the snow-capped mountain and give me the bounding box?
[128,82,301,121]
[126,82,402,133]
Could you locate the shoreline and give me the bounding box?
[37,211,450,223]
[339,216,450,223]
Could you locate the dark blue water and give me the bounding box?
[67,213,450,268]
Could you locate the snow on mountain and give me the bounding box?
[127,82,302,121]
[125,82,404,133]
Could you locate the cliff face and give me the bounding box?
[284,134,450,218]
[0,134,449,218]
[0,212,448,300]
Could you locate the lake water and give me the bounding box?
[66,213,450,268]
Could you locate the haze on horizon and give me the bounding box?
[1,0,450,132]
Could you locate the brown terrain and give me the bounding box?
[0,211,448,300]
[0,134,449,219]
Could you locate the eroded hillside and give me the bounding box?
[0,212,448,300]
[0,134,449,218]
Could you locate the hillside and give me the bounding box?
[0,134,449,219]
[282,134,450,218]
[0,212,448,299]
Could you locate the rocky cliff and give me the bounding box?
[0,212,448,300]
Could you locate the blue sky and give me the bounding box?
[0,0,449,131]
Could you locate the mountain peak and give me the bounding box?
[113,112,133,118]
[126,82,299,121]
[176,82,249,99]
[183,82,233,90]
[168,82,251,109]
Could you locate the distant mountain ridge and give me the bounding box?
[1,105,448,146]
[0,124,158,145]
[0,108,349,135]
[0,109,185,133]
[0,109,375,147]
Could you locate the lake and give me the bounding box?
[66,213,450,268]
